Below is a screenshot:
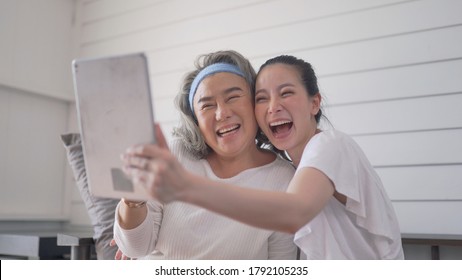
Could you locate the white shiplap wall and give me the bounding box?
[70,0,462,240]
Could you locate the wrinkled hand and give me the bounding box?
[109,238,135,260]
[121,123,190,203]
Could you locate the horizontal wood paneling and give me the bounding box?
[324,93,462,135]
[253,24,462,76]
[248,0,462,62]
[354,129,462,166]
[319,58,462,104]
[150,71,185,99]
[378,165,462,201]
[81,0,265,43]
[143,0,461,75]
[81,0,165,23]
[394,201,462,234]
[79,0,411,57]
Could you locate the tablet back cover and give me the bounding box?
[73,52,155,200]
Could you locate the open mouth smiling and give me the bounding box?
[269,120,293,135]
[217,124,240,137]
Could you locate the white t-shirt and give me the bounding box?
[294,130,404,259]
[114,139,297,259]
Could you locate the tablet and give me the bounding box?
[72,52,155,200]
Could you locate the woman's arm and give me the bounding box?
[180,167,334,233]
[117,199,148,229]
[123,145,334,233]
[113,200,163,258]
[122,124,334,234]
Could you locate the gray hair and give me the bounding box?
[172,50,256,159]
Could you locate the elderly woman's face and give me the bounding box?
[193,72,258,158]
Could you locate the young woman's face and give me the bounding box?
[255,63,319,157]
[193,72,258,158]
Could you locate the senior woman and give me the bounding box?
[114,50,297,259]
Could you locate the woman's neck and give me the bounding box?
[288,128,321,167]
[206,146,275,178]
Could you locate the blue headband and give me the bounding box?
[188,63,246,115]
